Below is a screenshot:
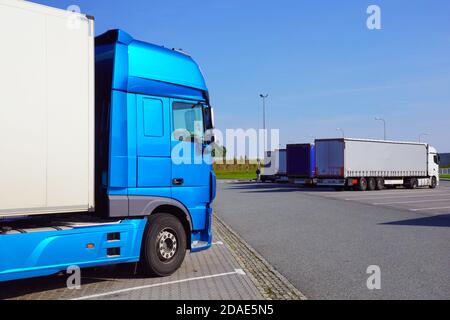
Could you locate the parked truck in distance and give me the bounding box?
[261,149,287,182]
[315,138,440,191]
[0,0,215,282]
[286,144,316,186]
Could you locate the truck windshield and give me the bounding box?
[173,102,205,143]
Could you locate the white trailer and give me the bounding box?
[0,0,95,217]
[261,149,287,182]
[315,138,440,191]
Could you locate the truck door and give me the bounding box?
[136,95,172,198]
[316,140,345,177]
[170,99,211,229]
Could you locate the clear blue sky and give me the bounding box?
[34,0,450,152]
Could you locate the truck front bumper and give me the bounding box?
[190,207,213,253]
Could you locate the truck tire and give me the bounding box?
[430,176,437,189]
[141,213,187,277]
[357,178,368,191]
[375,178,384,190]
[367,178,376,191]
[406,178,418,189]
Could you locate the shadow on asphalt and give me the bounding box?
[382,214,450,228]
[225,182,335,193]
[0,263,149,300]
[224,181,448,194]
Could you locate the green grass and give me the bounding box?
[440,174,450,180]
[213,163,259,180]
[214,170,256,180]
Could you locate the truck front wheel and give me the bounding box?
[430,176,437,189]
[141,213,187,277]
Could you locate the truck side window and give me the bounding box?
[434,155,440,164]
[173,102,204,142]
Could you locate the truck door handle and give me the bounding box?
[172,178,184,186]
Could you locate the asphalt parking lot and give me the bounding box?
[214,180,450,300]
[0,216,303,301]
[311,180,450,216]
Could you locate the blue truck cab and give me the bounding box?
[95,29,216,248]
[0,30,216,281]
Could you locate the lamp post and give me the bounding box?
[259,94,268,157]
[419,133,429,143]
[375,117,386,140]
[336,128,345,138]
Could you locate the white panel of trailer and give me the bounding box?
[263,150,287,176]
[0,0,95,217]
[344,139,427,177]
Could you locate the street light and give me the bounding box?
[375,117,386,140]
[336,128,345,138]
[259,94,268,157]
[419,133,429,143]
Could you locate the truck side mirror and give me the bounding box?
[204,129,215,145]
[203,106,214,130]
[203,106,215,145]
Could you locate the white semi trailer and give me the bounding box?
[315,138,440,191]
[261,149,287,182]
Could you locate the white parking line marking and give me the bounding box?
[345,193,450,201]
[235,268,246,275]
[72,269,245,300]
[212,241,224,245]
[373,199,450,205]
[409,206,450,212]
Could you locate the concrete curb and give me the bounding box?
[213,214,307,300]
